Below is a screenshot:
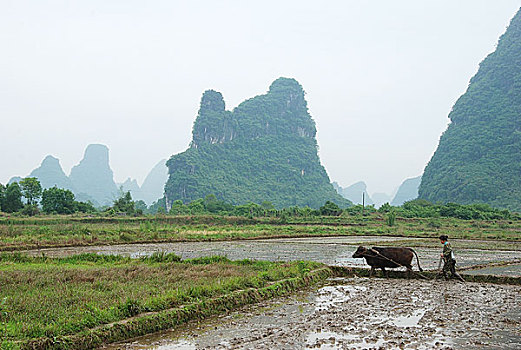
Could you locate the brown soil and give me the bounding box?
[107,277,521,349]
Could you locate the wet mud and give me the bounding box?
[23,236,521,273]
[106,277,521,349]
[24,236,519,349]
[464,263,521,277]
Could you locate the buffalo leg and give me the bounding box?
[369,266,375,277]
[381,267,388,278]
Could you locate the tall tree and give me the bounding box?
[3,183,23,213]
[134,200,148,213]
[0,183,5,212]
[41,186,76,214]
[112,191,135,215]
[19,177,42,206]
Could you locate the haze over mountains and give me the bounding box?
[333,181,374,206]
[4,6,521,212]
[333,7,521,213]
[9,144,168,207]
[29,155,74,192]
[391,176,421,206]
[68,144,119,206]
[333,177,420,208]
[120,160,168,205]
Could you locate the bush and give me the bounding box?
[319,201,342,216]
[386,210,396,226]
[141,252,182,263]
[118,299,142,318]
[21,204,39,217]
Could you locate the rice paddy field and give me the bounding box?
[0,253,324,349]
[1,213,521,349]
[1,214,520,252]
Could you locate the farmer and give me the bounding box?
[439,235,465,282]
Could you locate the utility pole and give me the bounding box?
[362,192,365,216]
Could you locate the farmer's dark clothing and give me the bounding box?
[442,242,453,261]
[442,257,456,276]
[441,242,464,282]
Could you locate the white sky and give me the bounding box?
[1,0,520,196]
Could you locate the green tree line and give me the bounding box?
[1,178,517,220]
[0,178,96,215]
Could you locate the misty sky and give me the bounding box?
[1,1,520,196]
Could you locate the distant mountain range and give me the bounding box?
[7,143,421,210]
[391,176,421,206]
[119,159,168,205]
[68,144,119,206]
[333,176,421,208]
[8,144,168,207]
[333,181,374,206]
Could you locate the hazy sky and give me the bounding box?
[1,1,520,196]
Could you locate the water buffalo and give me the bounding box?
[352,246,423,277]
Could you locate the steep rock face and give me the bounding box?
[419,8,521,210]
[29,155,74,191]
[69,144,118,206]
[191,91,236,147]
[140,159,168,205]
[165,78,350,209]
[392,176,421,206]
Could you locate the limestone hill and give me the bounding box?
[29,155,74,191]
[419,8,521,211]
[391,176,421,206]
[165,78,350,209]
[69,144,119,206]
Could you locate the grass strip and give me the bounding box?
[15,267,332,350]
[1,214,521,252]
[0,254,328,349]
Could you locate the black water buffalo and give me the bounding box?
[352,246,423,277]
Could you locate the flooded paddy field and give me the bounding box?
[464,263,521,277]
[106,277,521,350]
[23,236,521,272]
[16,235,521,348]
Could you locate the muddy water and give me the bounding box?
[465,263,521,277]
[25,236,520,349]
[23,236,521,271]
[106,278,521,350]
